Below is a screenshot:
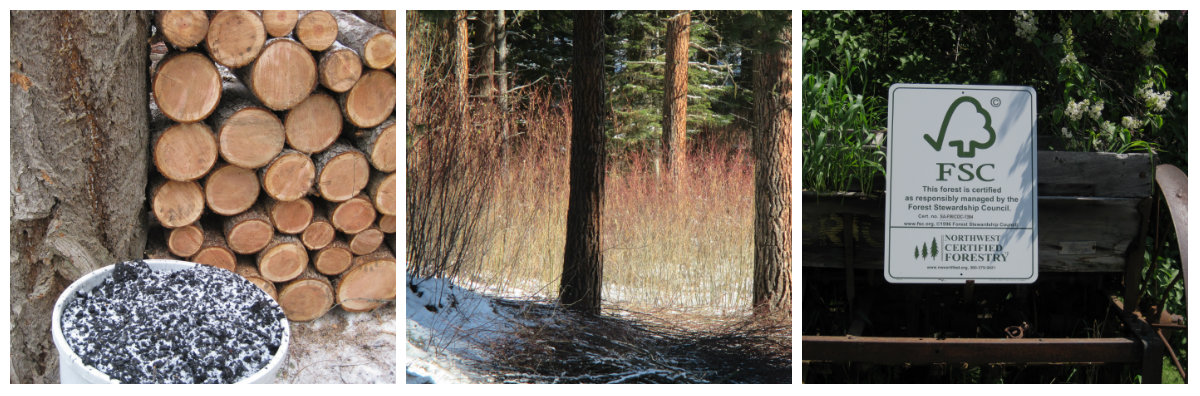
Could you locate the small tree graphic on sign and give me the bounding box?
[930,237,939,260]
[923,96,996,158]
[921,242,928,259]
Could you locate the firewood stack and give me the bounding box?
[145,10,397,322]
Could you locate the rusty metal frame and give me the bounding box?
[802,160,1187,383]
[803,336,1142,365]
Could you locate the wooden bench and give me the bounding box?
[801,151,1182,382]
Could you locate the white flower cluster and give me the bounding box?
[1014,11,1037,41]
[1099,121,1117,139]
[1060,52,1078,66]
[1145,11,1169,29]
[1064,98,1094,122]
[1089,100,1104,121]
[1139,40,1156,57]
[1059,127,1073,139]
[1052,33,1063,44]
[1137,81,1172,112]
[1122,116,1143,130]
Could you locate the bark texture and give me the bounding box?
[751,16,793,317]
[559,11,607,315]
[477,10,496,101]
[452,10,469,107]
[662,11,690,178]
[10,10,151,383]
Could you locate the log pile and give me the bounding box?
[147,10,396,322]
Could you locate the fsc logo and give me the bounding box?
[885,84,1038,284]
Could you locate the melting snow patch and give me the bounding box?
[406,275,531,383]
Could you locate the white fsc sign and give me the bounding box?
[885,84,1038,283]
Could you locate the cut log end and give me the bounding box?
[368,172,396,216]
[247,38,317,110]
[261,10,298,37]
[190,230,236,272]
[343,70,396,128]
[158,10,209,49]
[166,223,204,257]
[154,123,219,181]
[313,238,353,275]
[277,267,334,321]
[260,150,316,201]
[192,246,236,272]
[377,215,395,234]
[296,10,338,51]
[336,248,395,312]
[319,47,363,93]
[351,118,395,172]
[257,235,308,282]
[348,227,384,255]
[206,10,267,68]
[216,107,285,169]
[315,143,370,202]
[153,52,221,123]
[301,220,335,250]
[269,197,314,234]
[226,218,273,255]
[362,32,396,69]
[152,180,205,228]
[329,194,376,234]
[284,93,342,153]
[205,163,260,216]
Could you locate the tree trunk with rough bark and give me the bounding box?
[559,11,607,315]
[10,11,151,383]
[477,10,496,101]
[751,15,793,317]
[496,10,510,138]
[452,10,470,108]
[662,10,690,179]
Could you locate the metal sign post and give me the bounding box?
[885,84,1038,283]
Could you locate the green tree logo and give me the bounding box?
[923,96,996,158]
[930,237,939,260]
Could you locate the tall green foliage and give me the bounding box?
[802,11,1187,174]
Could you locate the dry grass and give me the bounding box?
[446,89,756,314]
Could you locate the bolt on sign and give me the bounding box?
[885,84,1038,283]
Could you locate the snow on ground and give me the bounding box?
[406,274,558,383]
[276,306,397,383]
[406,275,509,383]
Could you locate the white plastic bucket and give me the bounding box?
[51,259,290,383]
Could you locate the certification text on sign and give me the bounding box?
[885,84,1038,284]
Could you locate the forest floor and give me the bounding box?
[276,305,397,383]
[405,275,791,384]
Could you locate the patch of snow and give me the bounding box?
[407,274,546,383]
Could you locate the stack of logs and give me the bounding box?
[145,10,397,322]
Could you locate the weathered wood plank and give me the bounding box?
[802,194,1145,272]
[1037,151,1152,198]
[814,151,1152,198]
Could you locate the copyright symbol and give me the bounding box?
[990,97,1002,107]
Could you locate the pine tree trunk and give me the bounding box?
[496,10,510,137]
[452,10,469,108]
[405,11,425,116]
[559,11,607,315]
[751,16,793,317]
[477,10,496,101]
[662,11,690,179]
